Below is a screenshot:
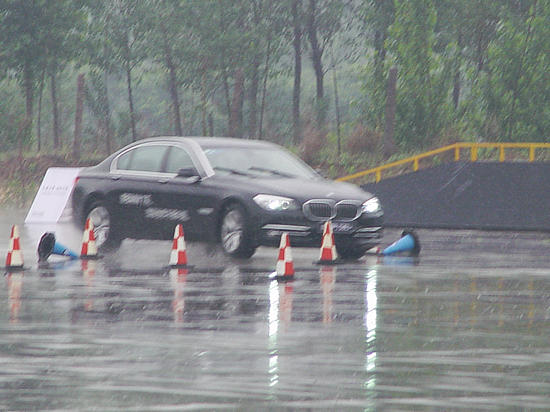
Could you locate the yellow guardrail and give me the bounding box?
[337,142,550,183]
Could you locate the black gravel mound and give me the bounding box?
[363,161,550,231]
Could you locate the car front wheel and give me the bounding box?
[335,241,370,260]
[219,204,256,258]
[85,202,122,252]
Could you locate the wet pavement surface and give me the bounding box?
[2,207,550,411]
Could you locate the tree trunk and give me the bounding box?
[306,0,325,125]
[102,70,112,154]
[476,31,485,73]
[208,113,214,137]
[50,72,60,149]
[259,34,272,140]
[222,68,231,130]
[229,68,244,137]
[383,66,398,157]
[453,70,461,110]
[331,48,341,155]
[292,0,302,145]
[219,8,232,127]
[453,31,463,110]
[374,29,387,64]
[200,73,208,136]
[247,2,263,139]
[73,74,85,160]
[166,58,182,136]
[23,62,33,145]
[126,65,137,141]
[161,27,182,136]
[37,69,45,151]
[248,57,259,139]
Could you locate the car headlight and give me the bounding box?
[253,194,297,211]
[362,197,382,214]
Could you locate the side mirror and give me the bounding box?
[177,167,199,178]
[315,168,328,179]
[176,167,201,183]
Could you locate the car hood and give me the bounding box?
[208,175,374,202]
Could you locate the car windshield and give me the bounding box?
[202,145,319,180]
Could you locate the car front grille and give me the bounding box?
[306,202,333,219]
[303,200,362,221]
[335,203,359,220]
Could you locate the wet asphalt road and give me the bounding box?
[2,206,550,411]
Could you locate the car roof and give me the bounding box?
[131,136,279,149]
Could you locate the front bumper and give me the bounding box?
[257,216,384,248]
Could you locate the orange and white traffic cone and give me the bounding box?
[5,225,24,270]
[275,232,294,281]
[80,218,99,259]
[365,246,381,255]
[169,224,190,268]
[316,221,338,264]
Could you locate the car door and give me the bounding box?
[154,145,220,241]
[111,143,170,240]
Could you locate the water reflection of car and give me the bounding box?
[71,136,383,259]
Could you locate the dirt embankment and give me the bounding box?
[0,155,97,207]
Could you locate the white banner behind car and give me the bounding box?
[25,167,82,223]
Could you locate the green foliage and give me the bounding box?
[483,0,550,141]
[0,80,25,150]
[0,0,548,170]
[386,0,447,149]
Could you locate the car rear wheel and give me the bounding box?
[85,202,122,252]
[220,204,256,258]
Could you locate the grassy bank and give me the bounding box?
[0,154,101,207]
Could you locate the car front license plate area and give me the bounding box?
[321,222,355,233]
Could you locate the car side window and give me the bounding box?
[164,147,195,173]
[117,145,168,172]
[116,150,133,170]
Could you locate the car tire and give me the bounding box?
[85,201,122,252]
[335,242,369,260]
[219,204,256,258]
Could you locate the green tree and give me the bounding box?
[82,1,120,152]
[0,0,49,147]
[305,0,347,127]
[484,0,549,141]
[290,0,304,144]
[360,0,395,128]
[387,0,448,148]
[41,0,85,149]
[105,0,151,142]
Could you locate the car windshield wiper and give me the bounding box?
[248,166,294,178]
[214,167,249,176]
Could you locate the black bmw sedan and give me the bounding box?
[72,136,383,259]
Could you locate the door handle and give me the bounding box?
[111,175,120,181]
[157,179,168,184]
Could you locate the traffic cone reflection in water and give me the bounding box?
[7,272,23,323]
[5,225,24,269]
[170,267,187,323]
[320,266,336,324]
